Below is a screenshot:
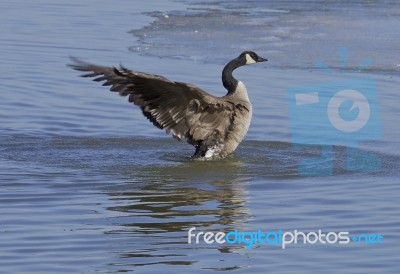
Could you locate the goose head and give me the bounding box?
[221,51,268,93]
[238,51,268,65]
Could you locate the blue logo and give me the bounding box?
[286,48,382,175]
[187,227,383,249]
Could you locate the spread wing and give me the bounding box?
[68,58,249,144]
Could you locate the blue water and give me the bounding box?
[1,1,399,273]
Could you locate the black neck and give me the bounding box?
[222,58,242,94]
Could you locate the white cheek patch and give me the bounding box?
[245,54,256,64]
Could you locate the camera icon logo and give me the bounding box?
[286,49,381,175]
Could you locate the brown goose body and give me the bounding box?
[69,51,267,159]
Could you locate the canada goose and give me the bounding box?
[69,51,267,159]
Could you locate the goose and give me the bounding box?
[69,51,267,159]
